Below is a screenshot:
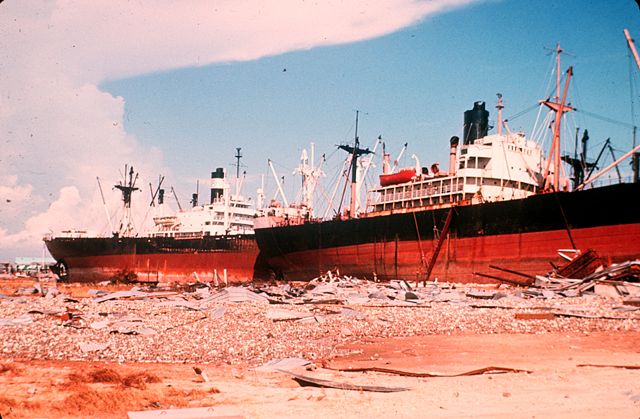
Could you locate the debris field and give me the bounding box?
[1,270,639,366]
[1,258,639,418]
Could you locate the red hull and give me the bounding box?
[63,250,261,283]
[264,223,640,283]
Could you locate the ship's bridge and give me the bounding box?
[150,195,255,238]
[366,133,545,214]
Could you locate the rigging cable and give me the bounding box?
[576,109,636,129]
[505,103,539,121]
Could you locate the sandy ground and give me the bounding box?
[1,278,639,418]
[2,332,639,418]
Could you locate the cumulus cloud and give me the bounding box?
[0,0,479,258]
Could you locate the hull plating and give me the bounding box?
[261,224,640,283]
[45,235,265,283]
[256,183,640,282]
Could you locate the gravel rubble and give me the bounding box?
[1,279,638,367]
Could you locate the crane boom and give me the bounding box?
[624,29,640,71]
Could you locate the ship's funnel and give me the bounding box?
[210,167,224,204]
[449,136,459,176]
[463,101,489,145]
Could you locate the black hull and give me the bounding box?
[45,234,267,283]
[255,183,640,282]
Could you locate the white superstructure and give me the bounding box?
[151,168,255,239]
[366,101,547,215]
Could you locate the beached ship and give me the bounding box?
[255,51,640,283]
[45,154,266,283]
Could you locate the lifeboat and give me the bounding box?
[379,168,416,187]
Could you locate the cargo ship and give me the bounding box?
[45,153,267,283]
[255,53,640,283]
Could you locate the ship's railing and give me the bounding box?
[366,175,468,212]
[366,173,541,212]
[56,229,91,238]
[208,196,255,210]
[173,231,204,240]
[578,174,633,190]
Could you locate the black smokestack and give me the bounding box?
[210,167,224,204]
[463,101,489,145]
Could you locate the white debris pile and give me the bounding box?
[0,277,638,366]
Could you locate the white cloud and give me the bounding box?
[0,176,35,220]
[0,0,479,258]
[35,0,477,82]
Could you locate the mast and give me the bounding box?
[294,143,325,211]
[541,44,574,191]
[338,110,372,218]
[114,165,140,236]
[357,136,381,201]
[256,174,265,210]
[554,43,563,102]
[624,29,640,182]
[351,110,359,217]
[496,93,504,136]
[234,147,242,196]
[234,147,242,179]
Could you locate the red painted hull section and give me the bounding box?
[265,223,640,283]
[64,250,261,283]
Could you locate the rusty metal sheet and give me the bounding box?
[324,365,531,377]
[514,312,557,320]
[577,364,640,370]
[279,369,410,392]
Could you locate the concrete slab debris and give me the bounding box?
[155,300,204,311]
[89,320,110,330]
[0,313,32,327]
[265,308,314,321]
[465,290,499,300]
[210,307,226,319]
[201,287,268,303]
[79,342,108,352]
[93,290,151,303]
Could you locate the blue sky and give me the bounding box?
[102,0,640,202]
[1,0,640,258]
